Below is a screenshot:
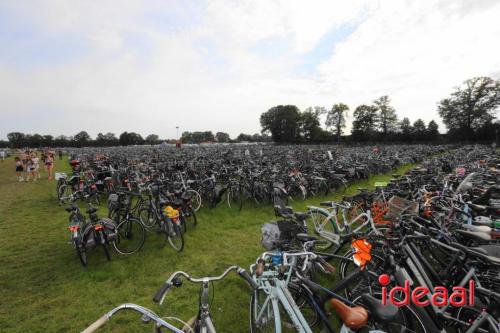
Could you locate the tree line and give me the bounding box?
[260,76,500,143]
[2,130,271,148]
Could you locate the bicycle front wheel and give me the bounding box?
[188,189,202,211]
[113,218,146,255]
[250,289,280,333]
[167,222,184,252]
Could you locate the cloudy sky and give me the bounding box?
[1,0,500,139]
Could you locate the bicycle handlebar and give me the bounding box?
[154,266,257,305]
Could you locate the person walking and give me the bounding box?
[0,150,5,162]
[45,153,55,180]
[31,152,40,180]
[15,156,24,181]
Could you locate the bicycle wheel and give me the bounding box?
[56,179,65,198]
[338,249,386,300]
[188,189,202,211]
[250,289,280,333]
[113,217,146,255]
[166,222,184,252]
[287,282,320,328]
[181,208,197,231]
[305,209,339,250]
[96,230,111,261]
[227,187,243,211]
[74,239,87,266]
[352,292,438,333]
[138,206,158,231]
[58,184,72,203]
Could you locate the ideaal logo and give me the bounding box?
[378,274,475,307]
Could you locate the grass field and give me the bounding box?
[0,156,416,332]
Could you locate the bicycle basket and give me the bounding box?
[386,196,419,219]
[261,222,281,250]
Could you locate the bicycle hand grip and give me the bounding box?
[153,282,172,303]
[238,268,259,289]
[81,315,109,333]
[255,259,265,277]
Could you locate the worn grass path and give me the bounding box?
[0,157,416,332]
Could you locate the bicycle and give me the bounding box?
[81,266,257,333]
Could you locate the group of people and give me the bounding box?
[14,150,56,181]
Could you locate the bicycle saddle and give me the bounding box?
[320,201,334,207]
[360,293,399,322]
[329,298,368,329]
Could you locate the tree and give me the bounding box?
[236,133,253,142]
[215,132,230,143]
[412,119,426,141]
[399,117,412,142]
[119,132,143,145]
[326,103,349,143]
[427,120,439,141]
[260,105,301,142]
[41,135,53,147]
[351,105,379,141]
[74,131,91,147]
[7,132,25,148]
[54,135,70,147]
[298,109,322,142]
[145,134,160,145]
[374,95,398,137]
[438,77,500,140]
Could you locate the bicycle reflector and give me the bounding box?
[69,225,80,232]
[352,239,372,270]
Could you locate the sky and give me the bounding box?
[1,0,500,139]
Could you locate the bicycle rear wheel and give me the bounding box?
[74,239,87,266]
[113,217,146,255]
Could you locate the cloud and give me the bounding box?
[0,0,499,139]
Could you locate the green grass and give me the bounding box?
[0,157,416,332]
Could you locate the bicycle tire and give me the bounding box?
[96,230,111,261]
[138,206,158,231]
[167,222,184,252]
[74,239,87,266]
[188,189,202,211]
[113,217,145,255]
[250,289,280,333]
[305,209,340,250]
